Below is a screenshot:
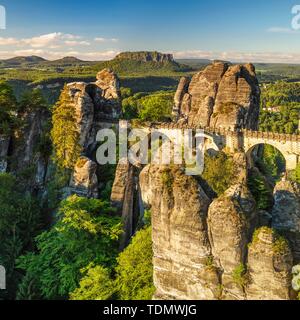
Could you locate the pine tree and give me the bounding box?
[51,85,81,169]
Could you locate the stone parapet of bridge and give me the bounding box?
[133,121,300,171]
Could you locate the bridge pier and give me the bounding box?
[285,154,299,171]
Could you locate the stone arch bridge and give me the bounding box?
[145,122,300,171]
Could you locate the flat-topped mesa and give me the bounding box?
[173,61,260,130]
[115,51,174,63]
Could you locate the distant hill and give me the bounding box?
[43,56,95,67]
[0,51,195,80]
[0,52,193,74]
[90,52,193,76]
[0,55,97,69]
[115,51,174,63]
[0,56,47,68]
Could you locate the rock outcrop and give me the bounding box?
[140,165,220,300]
[173,61,260,130]
[208,183,257,299]
[0,135,10,173]
[65,69,121,198]
[96,69,121,103]
[9,108,50,189]
[66,82,95,154]
[246,227,293,300]
[67,68,121,155]
[111,159,141,249]
[69,156,99,198]
[272,179,300,263]
[138,161,295,300]
[115,51,174,63]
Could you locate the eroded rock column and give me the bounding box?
[140,165,220,300]
[207,183,257,299]
[246,227,293,300]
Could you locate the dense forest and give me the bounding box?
[259,81,300,134]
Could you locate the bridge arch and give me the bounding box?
[245,143,286,177]
[243,134,299,171]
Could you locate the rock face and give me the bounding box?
[69,156,99,198]
[172,77,190,119]
[207,183,257,299]
[140,165,221,300]
[66,69,121,154]
[96,69,121,103]
[67,82,95,151]
[115,51,174,63]
[65,69,121,198]
[138,160,295,300]
[173,61,260,130]
[111,160,141,249]
[10,108,50,189]
[272,179,300,263]
[0,135,10,173]
[246,227,293,300]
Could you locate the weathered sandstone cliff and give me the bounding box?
[69,156,99,198]
[272,180,300,263]
[140,165,220,300]
[208,183,257,299]
[65,69,121,197]
[173,61,260,130]
[138,164,295,300]
[66,68,121,155]
[111,160,141,249]
[246,227,293,300]
[10,108,50,189]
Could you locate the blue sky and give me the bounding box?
[0,0,299,62]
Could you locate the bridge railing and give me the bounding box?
[128,121,300,142]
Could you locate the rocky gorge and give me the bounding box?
[1,60,300,300]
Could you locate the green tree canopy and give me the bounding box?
[115,226,155,300]
[0,81,18,134]
[0,173,41,299]
[70,225,154,300]
[18,89,48,113]
[122,91,173,121]
[70,264,115,300]
[202,152,235,196]
[17,195,122,300]
[51,85,81,169]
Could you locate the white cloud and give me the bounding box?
[0,37,20,45]
[22,32,64,48]
[62,34,82,40]
[23,32,86,48]
[173,50,300,64]
[94,37,119,43]
[0,32,89,48]
[267,27,300,34]
[64,40,91,46]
